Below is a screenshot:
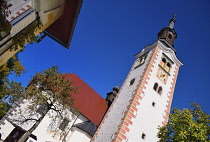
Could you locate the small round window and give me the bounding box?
[130,78,135,86]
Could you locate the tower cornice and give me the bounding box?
[135,40,183,66]
[157,40,183,66]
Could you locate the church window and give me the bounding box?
[165,63,171,72]
[140,56,146,64]
[130,78,135,86]
[158,87,162,95]
[152,102,156,107]
[37,104,48,115]
[160,58,166,68]
[153,83,158,91]
[141,133,146,139]
[159,53,174,74]
[153,83,163,95]
[59,118,70,131]
[134,53,148,69]
[168,34,172,39]
[13,131,20,139]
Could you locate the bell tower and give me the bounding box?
[91,16,183,142]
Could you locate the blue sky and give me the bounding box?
[13,0,210,114]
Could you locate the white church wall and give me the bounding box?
[0,119,15,140]
[125,47,161,141]
[66,127,91,142]
[127,46,164,141]
[127,44,181,141]
[0,100,29,140]
[91,49,154,142]
[0,99,93,142]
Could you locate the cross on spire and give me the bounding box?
[168,15,176,29]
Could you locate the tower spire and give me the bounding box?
[158,15,177,50]
[168,15,176,29]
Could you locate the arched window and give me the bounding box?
[165,62,171,72]
[159,54,174,74]
[141,133,146,139]
[140,56,146,64]
[168,34,172,39]
[37,104,47,115]
[153,83,158,91]
[160,58,166,68]
[130,78,135,86]
[158,87,162,95]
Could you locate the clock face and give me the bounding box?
[157,68,168,84]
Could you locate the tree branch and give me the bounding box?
[21,118,38,124]
[50,104,62,117]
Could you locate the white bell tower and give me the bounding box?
[91,15,183,142]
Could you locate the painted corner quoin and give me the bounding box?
[111,46,160,142]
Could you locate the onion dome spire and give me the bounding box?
[158,15,177,51]
[168,15,176,29]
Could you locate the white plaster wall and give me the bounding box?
[30,112,92,142]
[0,100,92,142]
[0,119,15,140]
[93,49,154,142]
[67,127,91,142]
[127,44,180,141]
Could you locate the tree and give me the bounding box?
[0,79,24,118]
[0,54,25,79]
[0,54,25,118]
[0,0,11,34]
[158,103,210,142]
[11,18,43,51]
[8,66,79,142]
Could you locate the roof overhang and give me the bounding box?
[45,0,83,48]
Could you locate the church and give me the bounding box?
[0,16,183,142]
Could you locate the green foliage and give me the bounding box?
[14,66,78,142]
[0,54,25,117]
[0,78,24,117]
[158,103,210,142]
[11,18,43,51]
[25,66,78,114]
[0,0,11,33]
[0,54,25,79]
[0,102,11,118]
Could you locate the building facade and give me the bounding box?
[0,0,83,66]
[91,16,183,142]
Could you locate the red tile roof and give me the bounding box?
[65,74,107,126]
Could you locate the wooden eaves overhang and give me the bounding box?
[44,0,83,48]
